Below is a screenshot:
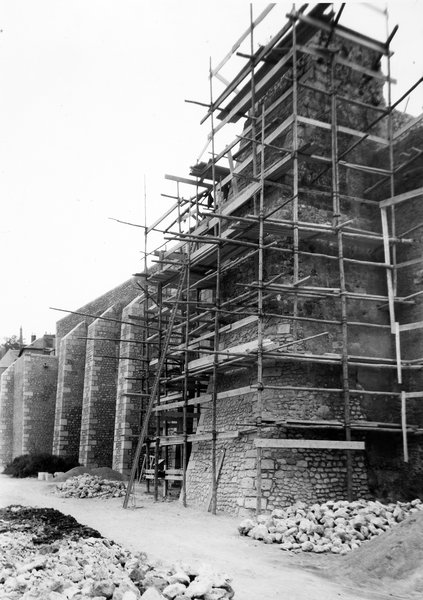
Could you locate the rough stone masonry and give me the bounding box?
[1,10,423,517]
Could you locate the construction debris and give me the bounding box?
[0,506,235,599]
[54,474,127,499]
[238,498,423,554]
[54,467,126,483]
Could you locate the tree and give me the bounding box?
[0,335,24,358]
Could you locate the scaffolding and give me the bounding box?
[123,3,423,512]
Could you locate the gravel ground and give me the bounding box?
[0,475,399,600]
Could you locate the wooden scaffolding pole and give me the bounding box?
[154,282,163,502]
[256,105,266,516]
[140,196,151,488]
[401,391,409,462]
[123,267,187,509]
[292,13,300,339]
[209,56,220,516]
[386,35,397,295]
[249,4,258,215]
[330,56,353,501]
[182,242,192,507]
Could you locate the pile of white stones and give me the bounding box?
[55,474,127,499]
[0,531,234,600]
[239,498,423,554]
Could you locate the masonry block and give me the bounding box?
[0,363,16,467]
[52,321,88,458]
[112,295,144,475]
[12,354,58,458]
[79,306,120,468]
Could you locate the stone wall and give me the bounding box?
[11,354,58,457]
[185,390,370,516]
[52,321,88,458]
[250,433,368,516]
[56,277,139,348]
[79,306,120,468]
[113,295,145,474]
[0,363,16,467]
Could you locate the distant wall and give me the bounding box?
[56,277,140,348]
[52,321,88,458]
[0,363,16,467]
[113,295,144,474]
[12,354,58,457]
[79,306,120,468]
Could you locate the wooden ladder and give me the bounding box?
[123,265,187,508]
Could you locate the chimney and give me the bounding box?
[31,334,36,343]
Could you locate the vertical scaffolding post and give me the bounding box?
[154,282,163,502]
[182,242,192,507]
[330,55,353,500]
[292,8,300,339]
[401,391,409,462]
[209,56,220,515]
[256,105,266,516]
[140,184,151,484]
[380,206,396,332]
[386,27,397,295]
[249,5,258,214]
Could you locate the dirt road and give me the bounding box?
[0,475,386,600]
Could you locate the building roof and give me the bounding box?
[0,349,19,369]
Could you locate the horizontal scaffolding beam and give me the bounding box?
[254,438,365,450]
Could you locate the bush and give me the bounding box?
[3,454,80,478]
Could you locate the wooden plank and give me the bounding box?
[298,115,389,145]
[212,5,275,76]
[164,174,212,189]
[254,439,365,450]
[154,385,255,413]
[395,322,402,385]
[189,430,239,443]
[207,15,296,125]
[147,199,181,234]
[297,43,392,84]
[221,154,292,217]
[213,49,294,134]
[227,150,239,195]
[159,430,239,446]
[207,449,226,512]
[401,391,409,462]
[294,12,389,56]
[188,338,276,371]
[183,315,258,349]
[380,187,423,208]
[380,207,396,333]
[399,320,423,332]
[220,114,294,188]
[154,395,210,413]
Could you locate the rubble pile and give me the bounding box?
[55,474,127,499]
[239,498,423,555]
[0,506,235,600]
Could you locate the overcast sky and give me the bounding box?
[0,1,422,342]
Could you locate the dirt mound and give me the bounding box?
[90,467,126,481]
[338,511,423,598]
[53,466,91,482]
[0,505,102,544]
[53,466,125,483]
